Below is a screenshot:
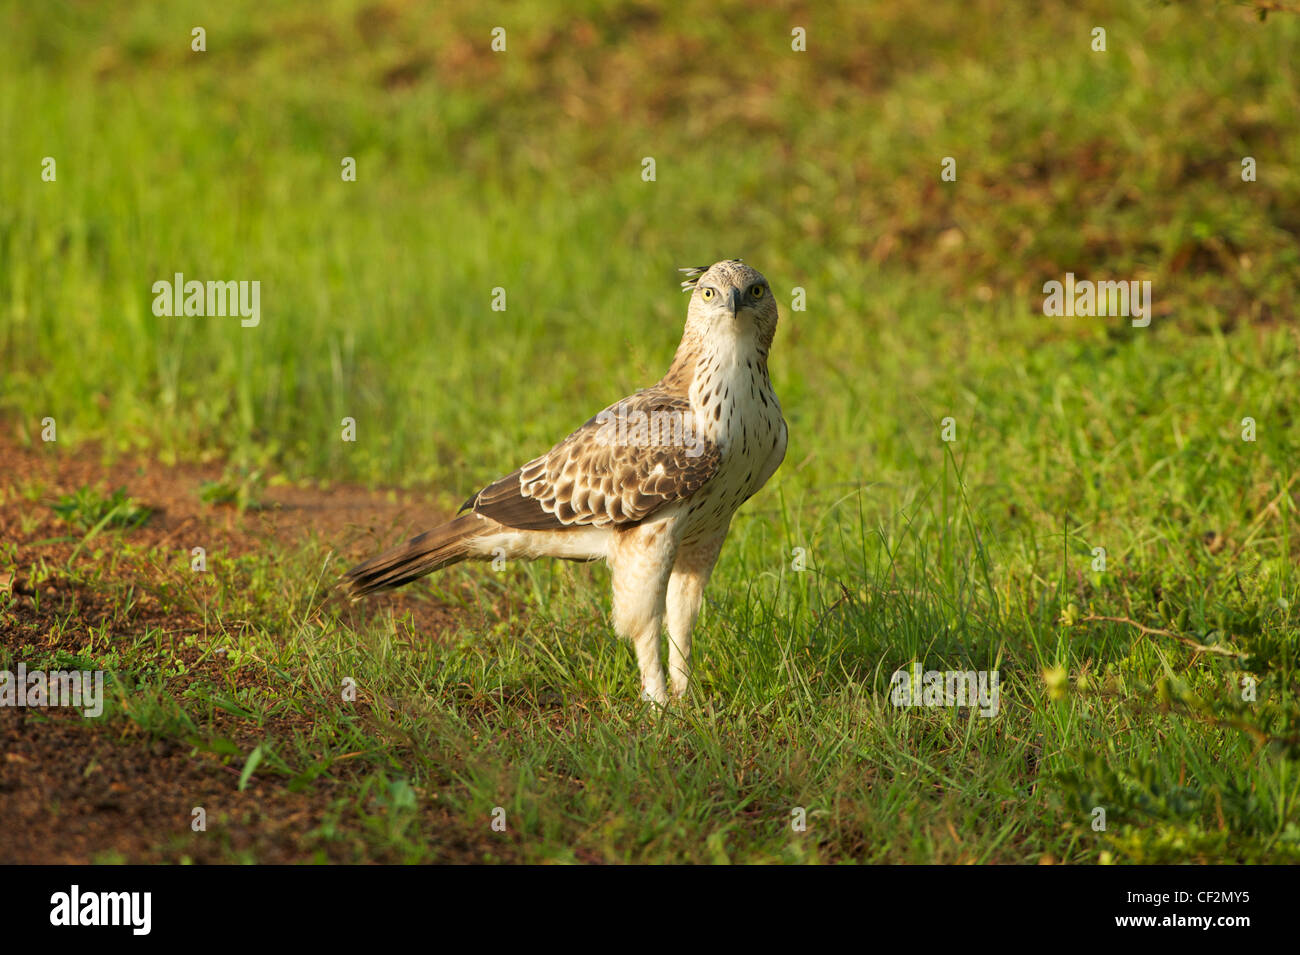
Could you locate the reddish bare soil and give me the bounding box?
[0,432,486,863]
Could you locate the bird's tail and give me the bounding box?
[343,513,481,598]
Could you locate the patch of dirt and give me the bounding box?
[0,427,492,863]
[1,429,441,551]
[0,709,491,863]
[0,430,461,634]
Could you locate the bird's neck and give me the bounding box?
[661,328,770,398]
[659,333,774,448]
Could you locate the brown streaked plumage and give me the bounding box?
[462,391,722,530]
[344,259,787,704]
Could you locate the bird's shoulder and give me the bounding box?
[459,385,721,531]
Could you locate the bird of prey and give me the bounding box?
[344,259,787,704]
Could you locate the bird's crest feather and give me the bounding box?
[679,258,744,292]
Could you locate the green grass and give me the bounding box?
[50,485,152,532]
[198,467,266,510]
[1,0,1299,862]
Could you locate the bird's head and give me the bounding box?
[679,259,778,355]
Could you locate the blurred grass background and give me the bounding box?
[3,0,1297,495]
[2,0,1300,862]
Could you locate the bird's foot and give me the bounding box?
[640,686,670,708]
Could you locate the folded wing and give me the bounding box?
[459,389,719,530]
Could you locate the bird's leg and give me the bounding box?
[664,576,699,700]
[614,586,670,705]
[610,522,679,706]
[635,632,668,706]
[666,537,724,700]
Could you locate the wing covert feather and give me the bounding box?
[458,389,718,531]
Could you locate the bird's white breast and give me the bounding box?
[681,344,785,543]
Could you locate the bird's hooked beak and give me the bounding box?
[726,286,743,316]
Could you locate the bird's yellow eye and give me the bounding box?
[701,287,715,301]
[750,284,765,298]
